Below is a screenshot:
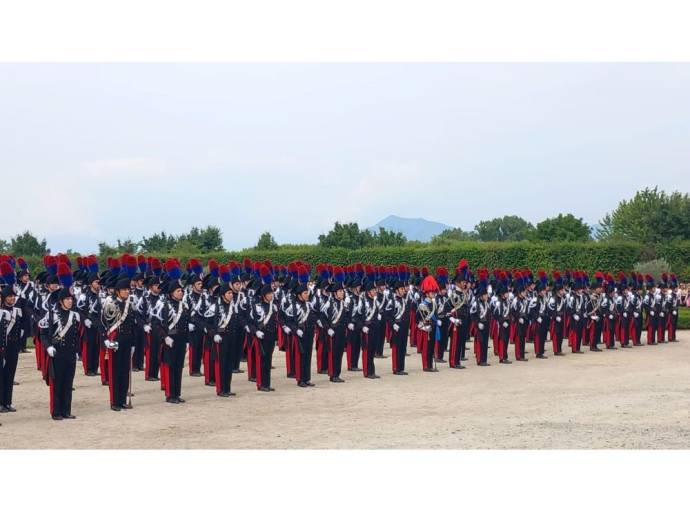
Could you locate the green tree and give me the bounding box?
[255,231,279,250]
[140,231,178,252]
[0,239,9,253]
[98,238,138,256]
[10,231,49,255]
[533,214,591,242]
[475,215,535,242]
[430,227,479,245]
[598,187,690,244]
[370,227,407,247]
[318,222,370,249]
[178,226,224,252]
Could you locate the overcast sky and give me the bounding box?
[1,63,689,253]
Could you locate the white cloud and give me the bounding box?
[79,157,165,180]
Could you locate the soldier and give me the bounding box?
[567,272,587,354]
[470,269,491,366]
[657,274,671,343]
[283,265,317,387]
[157,260,191,404]
[416,275,440,372]
[185,264,207,377]
[102,277,138,411]
[45,285,80,420]
[77,257,102,376]
[548,271,566,356]
[388,272,411,375]
[449,260,471,364]
[15,258,36,353]
[322,267,349,383]
[668,273,679,342]
[629,273,644,346]
[602,274,618,349]
[615,273,633,348]
[587,272,605,352]
[358,280,381,378]
[510,272,529,362]
[531,270,550,359]
[643,275,658,345]
[142,273,163,381]
[248,265,278,392]
[0,264,23,412]
[208,268,238,397]
[434,267,451,363]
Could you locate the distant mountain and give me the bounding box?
[367,215,453,242]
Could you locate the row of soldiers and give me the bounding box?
[0,253,682,421]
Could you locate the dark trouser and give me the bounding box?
[619,315,630,345]
[631,315,643,344]
[109,336,132,407]
[0,341,19,407]
[295,331,314,384]
[164,334,187,399]
[328,330,346,379]
[514,323,527,359]
[475,327,489,364]
[391,325,407,373]
[189,330,204,374]
[48,349,76,417]
[374,323,386,357]
[146,330,161,379]
[254,336,275,389]
[83,327,100,374]
[435,320,449,360]
[647,315,657,343]
[550,320,564,353]
[316,328,329,373]
[231,330,244,371]
[457,320,470,360]
[346,329,361,370]
[215,333,235,394]
[361,331,376,377]
[569,321,584,352]
[589,320,602,349]
[20,317,31,351]
[133,329,145,370]
[203,336,216,385]
[534,320,548,356]
[418,329,434,370]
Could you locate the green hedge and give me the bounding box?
[678,307,690,330]
[14,241,690,280]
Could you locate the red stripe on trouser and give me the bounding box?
[48,370,55,416]
[346,342,352,370]
[392,343,398,373]
[188,345,194,375]
[646,320,654,343]
[630,322,639,344]
[81,338,88,374]
[254,338,262,389]
[203,345,211,385]
[569,329,577,351]
[316,338,323,373]
[144,333,151,376]
[285,336,292,376]
[550,324,558,352]
[667,316,675,341]
[475,334,481,364]
[247,339,255,380]
[449,328,457,366]
[35,337,42,369]
[534,331,541,355]
[108,349,115,405]
[214,344,222,394]
[327,337,334,378]
[514,333,523,359]
[276,324,284,349]
[657,322,665,342]
[161,363,168,393]
[418,330,429,369]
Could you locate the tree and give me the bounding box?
[430,227,479,245]
[0,239,9,253]
[318,222,370,249]
[10,231,49,255]
[140,231,178,252]
[177,226,224,253]
[98,238,138,257]
[598,187,690,244]
[255,231,279,250]
[474,215,535,242]
[370,227,407,247]
[533,214,591,242]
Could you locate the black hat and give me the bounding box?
[17,270,29,279]
[46,274,59,285]
[363,281,376,292]
[1,286,16,301]
[115,278,131,291]
[218,282,233,297]
[187,274,202,287]
[294,283,309,296]
[329,281,346,293]
[145,275,161,287]
[393,280,406,290]
[86,272,100,285]
[260,284,273,297]
[167,279,183,295]
[58,287,73,302]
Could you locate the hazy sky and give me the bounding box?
[1,63,688,253]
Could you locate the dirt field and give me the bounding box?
[1,333,689,449]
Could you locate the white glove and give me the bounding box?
[283,326,291,335]
[164,336,174,347]
[393,324,400,332]
[573,314,580,321]
[634,312,639,318]
[377,314,382,321]
[245,326,250,333]
[623,313,627,318]
[76,352,79,360]
[186,343,190,350]
[650,311,655,316]
[327,328,335,337]
[296,329,304,338]
[609,315,614,320]
[347,323,354,331]
[84,319,92,329]
[423,325,431,332]
[256,330,264,339]
[659,312,664,317]
[214,334,222,343]
[537,317,542,324]
[502,321,509,328]
[673,311,677,316]
[556,316,561,322]
[188,323,195,331]
[317,320,323,328]
[104,340,112,349]
[591,315,599,322]
[144,324,152,333]
[362,326,369,334]
[519,318,525,324]
[130,346,135,356]
[47,346,56,357]
[478,322,485,330]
